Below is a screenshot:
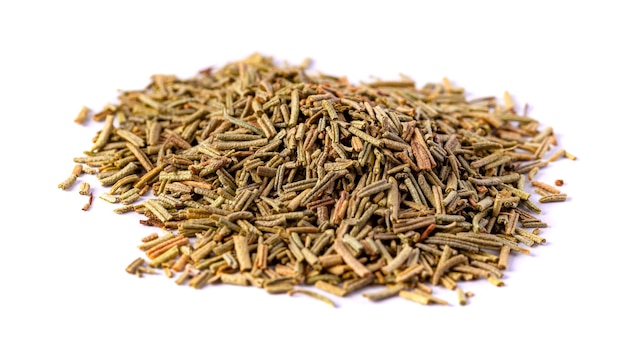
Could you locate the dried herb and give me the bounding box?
[63,53,574,306]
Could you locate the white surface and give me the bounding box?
[1,1,623,351]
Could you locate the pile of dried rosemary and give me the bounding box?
[61,53,573,306]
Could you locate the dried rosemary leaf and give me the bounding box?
[63,53,573,307]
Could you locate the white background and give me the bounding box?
[1,1,624,351]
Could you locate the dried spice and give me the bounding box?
[63,53,573,306]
